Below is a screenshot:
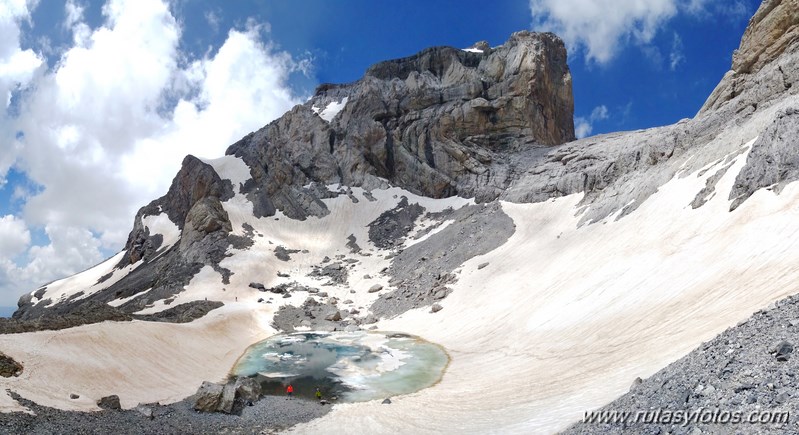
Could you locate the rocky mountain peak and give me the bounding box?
[223,30,574,218]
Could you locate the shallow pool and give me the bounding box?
[231,331,448,402]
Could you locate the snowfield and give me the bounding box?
[3,100,799,433]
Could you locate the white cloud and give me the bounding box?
[63,0,83,28]
[204,10,221,33]
[64,0,91,46]
[529,0,750,64]
[530,0,678,64]
[0,215,30,258]
[21,224,104,285]
[669,32,684,70]
[119,23,300,197]
[0,0,304,305]
[0,0,41,185]
[574,118,592,139]
[0,224,105,305]
[684,0,750,19]
[0,0,43,107]
[574,105,609,139]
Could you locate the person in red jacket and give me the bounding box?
[286,384,294,400]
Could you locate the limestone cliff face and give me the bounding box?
[228,31,574,216]
[701,0,799,114]
[733,0,799,75]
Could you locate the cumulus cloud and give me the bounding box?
[0,0,305,305]
[120,23,299,196]
[21,225,104,285]
[0,215,30,258]
[529,0,751,64]
[0,0,43,109]
[63,0,91,46]
[530,0,678,64]
[0,0,43,184]
[574,105,609,139]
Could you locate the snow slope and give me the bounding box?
[24,211,181,310]
[2,98,799,434]
[290,106,799,433]
[0,304,274,412]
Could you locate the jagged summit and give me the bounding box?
[226,30,574,216]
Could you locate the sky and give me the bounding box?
[0,0,759,309]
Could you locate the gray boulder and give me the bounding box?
[325,311,342,322]
[193,381,224,413]
[0,352,22,377]
[772,340,794,361]
[97,395,121,411]
[217,382,237,414]
[234,377,262,403]
[134,404,154,420]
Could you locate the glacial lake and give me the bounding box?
[231,331,449,402]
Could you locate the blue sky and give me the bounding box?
[0,0,759,308]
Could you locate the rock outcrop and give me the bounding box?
[192,378,262,414]
[733,0,799,75]
[564,292,799,435]
[227,31,574,218]
[193,382,225,413]
[0,352,22,377]
[500,0,799,225]
[729,108,799,210]
[96,395,121,411]
[13,155,239,320]
[701,0,799,114]
[119,156,234,267]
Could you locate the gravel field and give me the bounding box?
[0,392,331,435]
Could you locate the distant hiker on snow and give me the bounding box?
[315,387,322,400]
[286,384,294,400]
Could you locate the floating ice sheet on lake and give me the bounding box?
[231,331,448,402]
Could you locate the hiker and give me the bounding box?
[315,387,322,400]
[286,384,294,400]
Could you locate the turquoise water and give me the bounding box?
[231,331,448,402]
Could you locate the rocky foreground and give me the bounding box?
[564,292,799,435]
[0,392,330,435]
